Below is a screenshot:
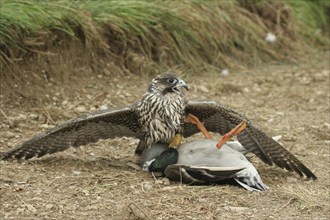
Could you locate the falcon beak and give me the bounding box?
[216,120,247,149]
[173,79,188,95]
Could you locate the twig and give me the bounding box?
[47,175,118,186]
[151,171,158,181]
[42,108,55,125]
[0,108,10,119]
[128,202,152,220]
[274,198,293,213]
[0,54,20,80]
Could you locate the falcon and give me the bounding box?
[0,73,316,179]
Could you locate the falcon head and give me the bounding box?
[149,73,188,96]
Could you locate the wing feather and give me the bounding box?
[1,107,143,160]
[184,100,316,179]
[164,164,244,184]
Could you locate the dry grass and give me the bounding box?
[0,51,329,219]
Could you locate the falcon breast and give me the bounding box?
[133,73,188,148]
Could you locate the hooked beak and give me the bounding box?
[173,79,188,95]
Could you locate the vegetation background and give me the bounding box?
[1,0,329,77]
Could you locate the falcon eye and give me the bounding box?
[167,78,176,84]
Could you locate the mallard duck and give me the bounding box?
[141,138,271,192]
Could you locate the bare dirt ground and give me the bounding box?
[0,53,329,219]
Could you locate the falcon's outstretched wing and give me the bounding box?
[1,107,143,160]
[184,100,316,179]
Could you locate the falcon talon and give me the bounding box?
[216,120,247,149]
[169,134,183,148]
[185,113,212,139]
[0,73,316,180]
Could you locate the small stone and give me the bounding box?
[155,179,162,185]
[323,123,330,129]
[45,204,54,209]
[39,124,50,129]
[16,208,25,213]
[99,105,108,110]
[162,178,170,186]
[267,118,274,123]
[276,112,284,116]
[142,181,153,191]
[26,204,37,213]
[224,206,250,212]
[243,88,250,93]
[67,104,75,110]
[76,105,87,112]
[3,131,16,138]
[72,170,81,175]
[220,68,229,76]
[29,114,39,121]
[265,32,276,43]
[62,100,68,106]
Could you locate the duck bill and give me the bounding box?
[216,120,247,149]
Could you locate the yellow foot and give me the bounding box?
[185,113,212,139]
[216,120,247,149]
[169,134,183,148]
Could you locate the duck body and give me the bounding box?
[142,139,268,192]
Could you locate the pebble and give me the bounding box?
[224,206,250,212]
[76,105,87,112]
[26,204,37,213]
[3,131,16,138]
[99,105,108,110]
[29,113,39,121]
[162,178,170,186]
[265,32,276,43]
[220,68,229,76]
[45,204,54,209]
[322,123,330,129]
[72,170,81,175]
[154,177,171,185]
[243,87,250,93]
[142,181,153,191]
[39,124,50,129]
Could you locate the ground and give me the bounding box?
[0,54,329,219]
